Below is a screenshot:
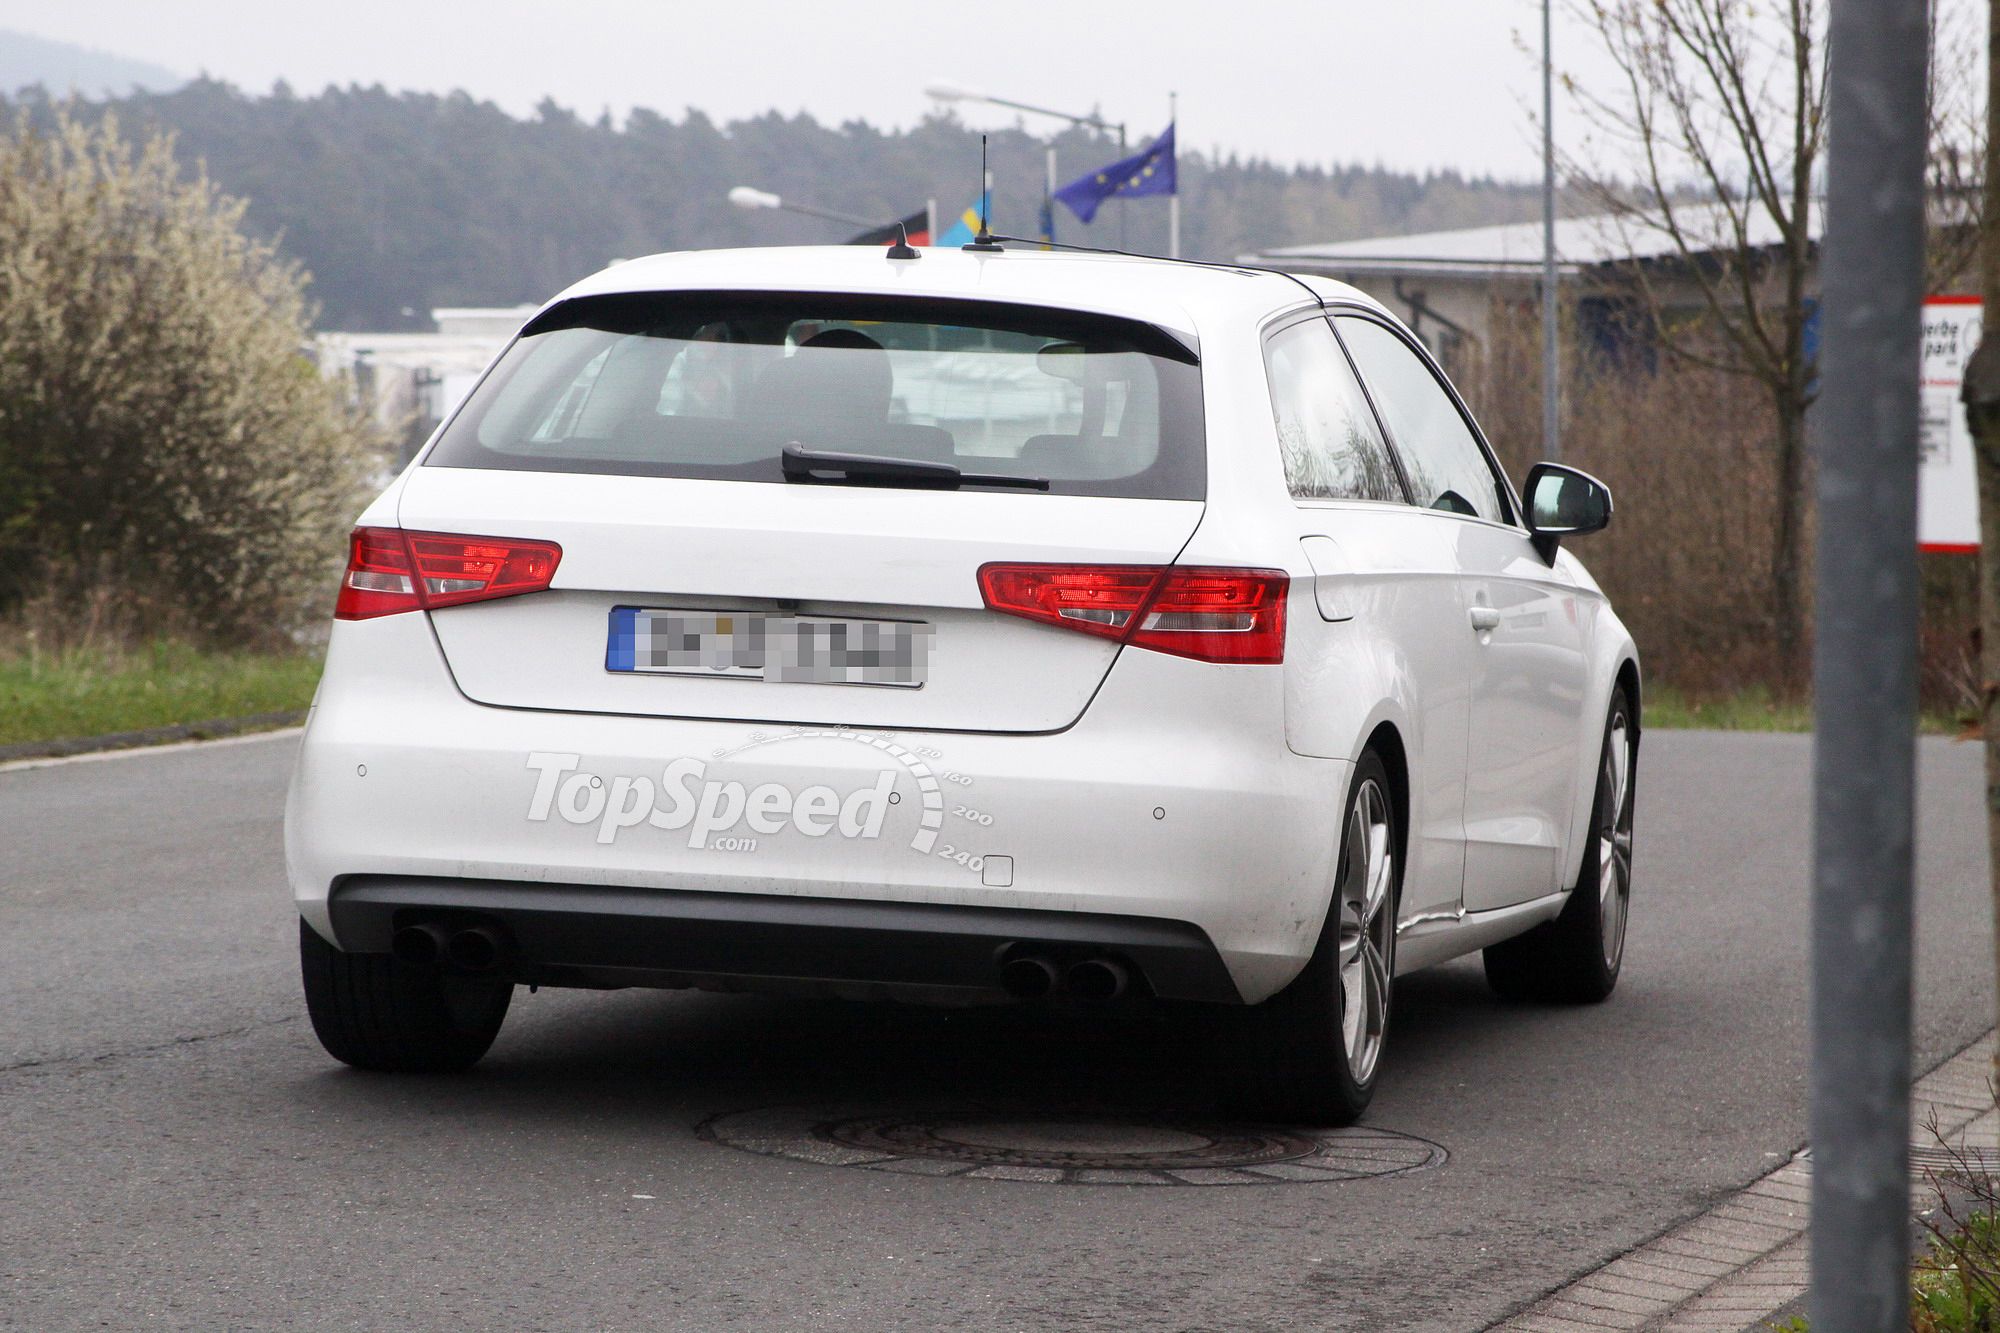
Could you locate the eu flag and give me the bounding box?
[1054,124,1176,225]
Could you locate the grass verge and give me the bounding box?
[0,644,1971,751]
[0,641,322,749]
[1646,684,1965,735]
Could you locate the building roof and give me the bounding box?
[1241,201,1823,281]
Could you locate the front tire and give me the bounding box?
[299,919,512,1072]
[1483,687,1636,1003]
[1228,751,1399,1126]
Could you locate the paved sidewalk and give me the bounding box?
[1489,1031,1998,1332]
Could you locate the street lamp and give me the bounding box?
[924,80,1129,248]
[728,186,892,233]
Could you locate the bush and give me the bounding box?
[0,107,378,648]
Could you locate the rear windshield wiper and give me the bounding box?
[781,441,1050,491]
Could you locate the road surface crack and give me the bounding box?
[0,1014,299,1078]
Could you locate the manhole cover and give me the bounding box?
[698,1104,1447,1185]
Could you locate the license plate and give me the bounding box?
[606,608,930,687]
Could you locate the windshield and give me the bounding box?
[424,291,1205,499]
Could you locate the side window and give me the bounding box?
[1335,315,1510,524]
[1262,318,1404,503]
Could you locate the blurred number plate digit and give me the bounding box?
[607,608,928,687]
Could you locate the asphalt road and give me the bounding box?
[0,728,1992,1332]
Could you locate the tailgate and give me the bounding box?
[398,467,1203,733]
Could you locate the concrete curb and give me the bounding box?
[1489,1030,1997,1332]
[0,710,305,765]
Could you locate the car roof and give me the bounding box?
[554,246,1390,346]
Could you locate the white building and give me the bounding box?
[316,306,540,461]
[1239,204,1824,374]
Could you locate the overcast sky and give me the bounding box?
[0,0,1613,178]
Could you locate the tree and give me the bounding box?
[1564,0,1827,688]
[0,108,378,642]
[14,80,1557,331]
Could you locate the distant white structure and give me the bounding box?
[316,305,541,461]
[1240,204,1826,373]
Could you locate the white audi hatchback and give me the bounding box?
[287,243,1639,1124]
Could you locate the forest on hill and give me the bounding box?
[14,79,1548,330]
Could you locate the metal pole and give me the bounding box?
[947,91,1118,136]
[1168,91,1180,259]
[1117,123,1128,250]
[1045,145,1057,247]
[1810,0,1929,1327]
[1541,0,1559,461]
[781,200,892,230]
[926,197,937,247]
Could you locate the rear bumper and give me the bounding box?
[328,875,1241,1003]
[286,613,1351,1004]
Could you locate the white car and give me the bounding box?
[286,244,1639,1124]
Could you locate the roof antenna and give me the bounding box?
[885,221,919,260]
[963,134,1003,253]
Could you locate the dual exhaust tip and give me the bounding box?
[999,954,1130,1003]
[391,922,507,973]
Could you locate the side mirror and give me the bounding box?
[1523,462,1612,563]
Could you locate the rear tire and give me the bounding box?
[1483,686,1636,1004]
[1227,751,1399,1126]
[299,918,512,1072]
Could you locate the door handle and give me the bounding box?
[1469,607,1502,632]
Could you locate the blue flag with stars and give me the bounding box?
[1054,124,1176,225]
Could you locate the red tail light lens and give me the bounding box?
[334,527,563,620]
[977,563,1288,664]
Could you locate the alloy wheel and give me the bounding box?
[1336,778,1395,1084]
[1598,708,1635,971]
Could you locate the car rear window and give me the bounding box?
[424,291,1205,499]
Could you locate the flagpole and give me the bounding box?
[1116,123,1128,250]
[1168,91,1180,258]
[1044,146,1057,248]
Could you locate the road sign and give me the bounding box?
[1920,295,1982,551]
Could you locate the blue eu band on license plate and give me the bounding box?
[606,608,929,687]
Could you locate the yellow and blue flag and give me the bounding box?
[1055,124,1176,225]
[936,192,993,247]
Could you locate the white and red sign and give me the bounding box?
[1920,296,1982,552]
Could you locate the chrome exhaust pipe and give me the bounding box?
[1066,958,1129,1003]
[445,925,506,973]
[391,922,451,967]
[999,955,1060,1000]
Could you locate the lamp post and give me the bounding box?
[925,81,1128,248]
[1541,0,1560,462]
[727,186,891,233]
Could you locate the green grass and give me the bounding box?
[1766,1210,2000,1331]
[0,640,1970,751]
[1645,684,1965,735]
[0,641,323,748]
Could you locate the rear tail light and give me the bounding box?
[334,527,563,620]
[977,563,1288,664]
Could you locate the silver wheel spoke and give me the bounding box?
[1364,826,1392,922]
[1364,940,1390,1026]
